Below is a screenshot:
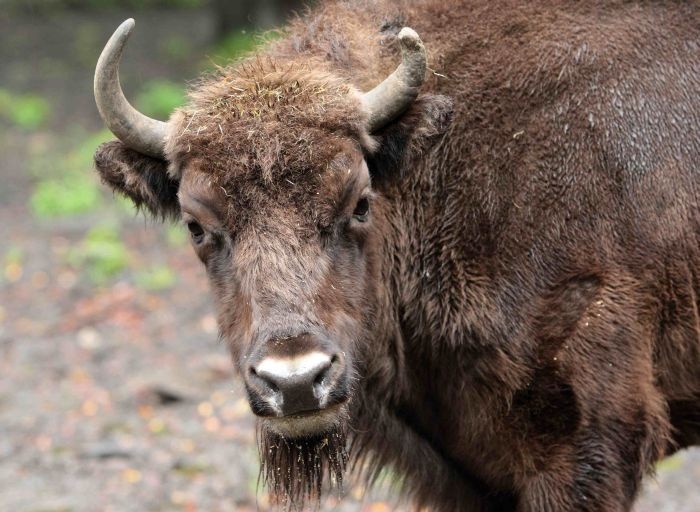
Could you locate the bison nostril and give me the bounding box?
[249,366,279,393]
[314,354,339,387]
[314,366,329,387]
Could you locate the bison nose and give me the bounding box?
[247,351,346,417]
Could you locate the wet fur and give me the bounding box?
[94,1,700,510]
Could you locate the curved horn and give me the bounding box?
[94,19,168,158]
[361,27,427,132]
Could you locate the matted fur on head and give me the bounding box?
[166,56,377,183]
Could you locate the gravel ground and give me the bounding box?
[0,7,698,512]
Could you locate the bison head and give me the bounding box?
[93,19,451,504]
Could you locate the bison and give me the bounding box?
[92,1,700,510]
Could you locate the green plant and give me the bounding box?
[69,225,130,285]
[161,35,193,62]
[115,195,140,216]
[135,264,177,291]
[0,88,51,131]
[135,80,186,119]
[656,453,684,472]
[207,30,265,66]
[1,245,24,285]
[3,246,24,266]
[29,130,113,217]
[31,176,101,217]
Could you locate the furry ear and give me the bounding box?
[94,140,180,219]
[366,94,453,185]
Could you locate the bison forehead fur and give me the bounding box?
[167,59,375,180]
[93,0,700,511]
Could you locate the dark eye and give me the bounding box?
[353,197,370,222]
[187,221,205,244]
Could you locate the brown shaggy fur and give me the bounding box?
[94,1,700,510]
[258,422,348,508]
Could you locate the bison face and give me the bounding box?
[93,18,451,503]
[175,137,387,503]
[177,147,378,440]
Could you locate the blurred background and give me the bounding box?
[0,1,697,511]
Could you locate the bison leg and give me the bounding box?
[513,364,670,512]
[511,275,675,511]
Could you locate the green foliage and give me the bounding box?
[137,30,279,114]
[656,453,684,472]
[71,130,116,170]
[135,264,177,291]
[207,30,263,66]
[160,35,193,62]
[4,246,24,265]
[29,130,113,218]
[31,176,101,218]
[69,225,130,285]
[135,80,186,119]
[0,89,51,131]
[115,195,139,216]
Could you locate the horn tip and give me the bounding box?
[117,18,136,36]
[398,27,422,47]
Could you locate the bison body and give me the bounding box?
[93,1,700,510]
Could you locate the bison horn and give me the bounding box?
[94,19,168,159]
[361,27,427,132]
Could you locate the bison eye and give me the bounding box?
[187,221,205,244]
[353,197,370,222]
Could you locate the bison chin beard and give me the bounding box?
[257,418,349,509]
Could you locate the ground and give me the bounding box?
[0,7,698,512]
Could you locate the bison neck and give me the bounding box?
[350,177,535,498]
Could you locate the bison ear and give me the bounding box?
[365,94,453,185]
[94,140,180,219]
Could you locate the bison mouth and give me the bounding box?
[257,406,349,507]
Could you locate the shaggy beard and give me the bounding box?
[257,421,349,509]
